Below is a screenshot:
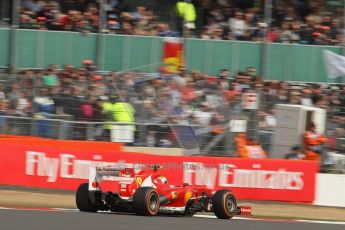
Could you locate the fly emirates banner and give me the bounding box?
[0,140,318,202]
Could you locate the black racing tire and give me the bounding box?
[76,183,98,212]
[133,187,160,216]
[212,190,237,219]
[183,211,195,217]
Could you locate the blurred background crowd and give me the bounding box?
[0,62,344,155]
[0,0,344,168]
[6,0,342,45]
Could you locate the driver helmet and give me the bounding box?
[154,176,168,185]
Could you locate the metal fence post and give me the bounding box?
[122,36,131,70]
[9,0,20,72]
[30,116,35,136]
[184,37,188,70]
[341,1,345,84]
[96,0,105,71]
[205,40,213,74]
[224,110,233,156]
[36,31,45,68]
[260,0,272,79]
[343,1,345,56]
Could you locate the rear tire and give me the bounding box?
[212,190,237,219]
[76,183,98,212]
[133,187,160,216]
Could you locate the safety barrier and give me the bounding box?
[0,135,318,203]
[0,28,343,82]
[5,135,345,207]
[314,173,345,207]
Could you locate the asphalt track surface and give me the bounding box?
[1,209,345,230]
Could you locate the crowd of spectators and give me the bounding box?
[0,61,344,152]
[201,0,344,45]
[17,0,345,45]
[19,0,178,36]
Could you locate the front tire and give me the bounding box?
[76,183,98,212]
[133,187,160,216]
[212,190,237,219]
[183,211,195,217]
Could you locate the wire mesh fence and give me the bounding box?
[0,114,274,155]
[0,63,262,156]
[0,67,344,159]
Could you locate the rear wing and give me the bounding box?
[88,166,134,191]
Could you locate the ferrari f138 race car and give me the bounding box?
[76,165,251,219]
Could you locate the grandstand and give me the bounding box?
[0,0,344,172]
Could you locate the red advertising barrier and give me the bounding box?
[0,140,319,202]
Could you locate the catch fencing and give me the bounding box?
[0,70,344,158]
[0,114,273,157]
[0,65,269,156]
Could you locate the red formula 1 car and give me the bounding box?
[76,165,251,219]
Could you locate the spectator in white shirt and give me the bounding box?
[34,87,55,114]
[22,0,44,13]
[229,11,248,40]
[16,92,31,116]
[192,102,214,126]
[0,84,6,100]
[301,88,313,106]
[264,109,276,128]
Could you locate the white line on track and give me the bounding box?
[53,208,79,211]
[294,219,345,225]
[1,207,345,225]
[192,214,345,225]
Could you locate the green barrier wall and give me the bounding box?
[265,43,341,82]
[0,28,342,82]
[13,30,97,68]
[0,28,10,67]
[185,39,262,75]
